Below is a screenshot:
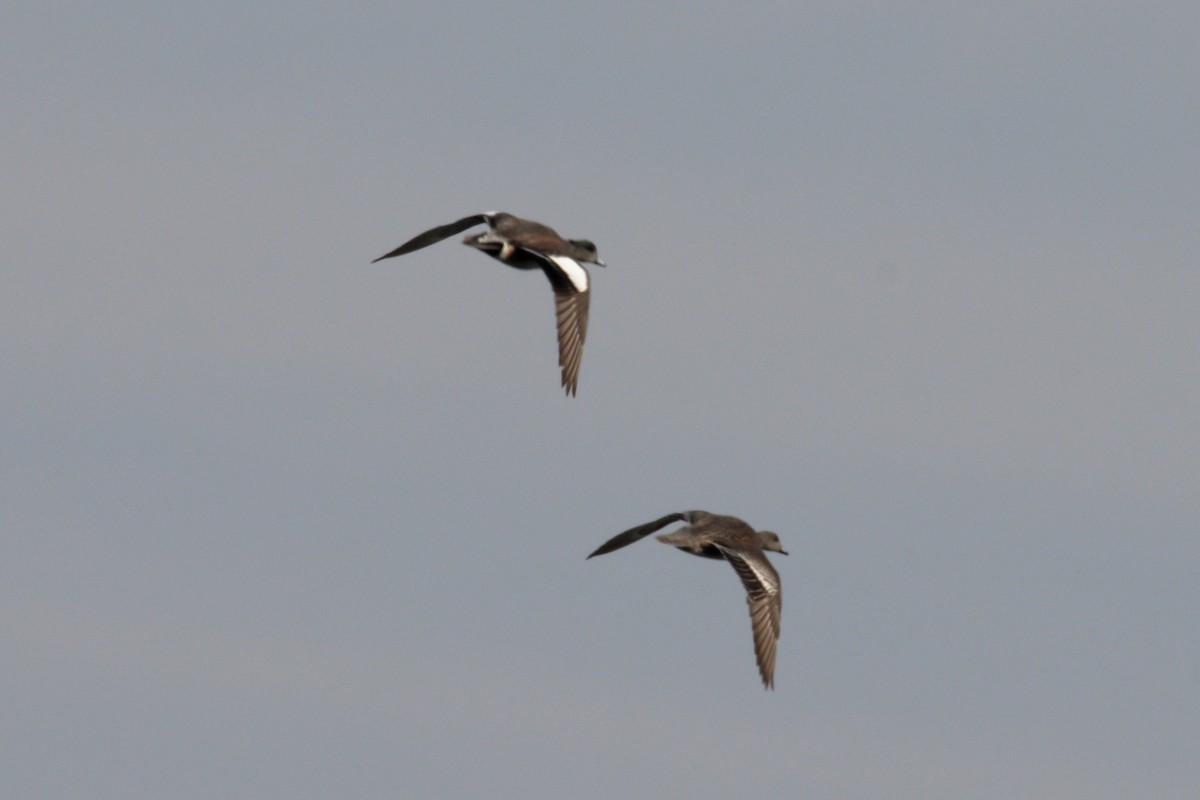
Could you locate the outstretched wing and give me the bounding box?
[714,543,782,689]
[372,214,489,262]
[587,513,688,559]
[553,278,590,397]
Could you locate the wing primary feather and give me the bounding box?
[714,544,782,689]
[554,290,589,396]
[372,214,488,262]
[587,513,687,559]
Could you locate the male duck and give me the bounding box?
[373,212,604,396]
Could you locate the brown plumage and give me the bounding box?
[588,510,787,689]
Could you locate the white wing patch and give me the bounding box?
[548,255,590,293]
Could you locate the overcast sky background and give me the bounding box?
[4,3,1198,798]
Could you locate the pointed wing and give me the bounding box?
[372,214,489,262]
[554,286,589,397]
[714,544,782,689]
[587,513,688,559]
[539,255,591,396]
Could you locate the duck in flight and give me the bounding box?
[372,212,604,396]
[587,510,788,689]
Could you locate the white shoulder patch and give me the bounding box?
[548,256,589,292]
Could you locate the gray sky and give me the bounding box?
[4,2,1198,798]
